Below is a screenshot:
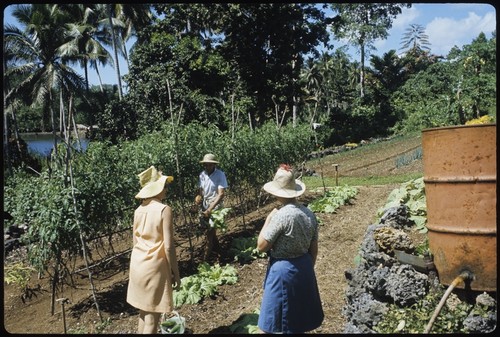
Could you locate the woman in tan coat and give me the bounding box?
[126,166,181,333]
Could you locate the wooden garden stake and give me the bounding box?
[56,297,69,333]
[333,164,339,186]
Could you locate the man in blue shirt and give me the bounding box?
[195,153,228,260]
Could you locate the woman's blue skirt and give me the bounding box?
[258,253,324,333]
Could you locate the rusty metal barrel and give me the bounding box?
[422,124,496,291]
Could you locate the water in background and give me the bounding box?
[21,133,89,157]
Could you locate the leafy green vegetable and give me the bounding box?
[377,177,427,233]
[209,207,232,232]
[229,236,267,263]
[308,185,358,213]
[229,309,260,334]
[173,262,238,307]
[160,320,176,328]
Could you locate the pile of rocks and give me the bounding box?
[342,205,497,333]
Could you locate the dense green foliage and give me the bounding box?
[391,32,496,133]
[4,4,496,152]
[4,121,315,273]
[4,169,81,272]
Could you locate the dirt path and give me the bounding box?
[312,184,397,334]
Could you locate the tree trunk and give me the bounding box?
[60,90,65,139]
[50,91,58,156]
[3,102,11,175]
[292,96,298,128]
[95,64,104,93]
[108,5,123,100]
[84,59,89,94]
[360,43,365,98]
[248,111,253,131]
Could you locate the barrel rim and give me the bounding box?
[422,123,496,133]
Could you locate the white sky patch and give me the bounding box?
[426,11,496,56]
[476,11,496,34]
[392,6,420,30]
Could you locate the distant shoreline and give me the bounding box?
[20,131,87,138]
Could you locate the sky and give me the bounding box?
[3,3,497,87]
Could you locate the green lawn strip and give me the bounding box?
[303,173,423,189]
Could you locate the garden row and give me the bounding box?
[3,122,316,282]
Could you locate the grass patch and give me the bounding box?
[308,133,422,167]
[303,172,423,189]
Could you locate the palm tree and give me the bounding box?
[369,50,407,95]
[301,58,322,125]
[114,4,154,67]
[3,4,104,318]
[3,34,16,174]
[58,4,113,93]
[399,23,431,54]
[4,4,85,154]
[104,4,125,100]
[61,4,154,97]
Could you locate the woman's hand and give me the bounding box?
[172,275,181,291]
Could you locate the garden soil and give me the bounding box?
[3,135,423,334]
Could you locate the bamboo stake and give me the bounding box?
[61,91,103,321]
[167,79,194,263]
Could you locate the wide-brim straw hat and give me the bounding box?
[135,166,174,199]
[263,166,305,198]
[200,153,219,164]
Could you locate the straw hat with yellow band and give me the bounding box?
[135,166,174,199]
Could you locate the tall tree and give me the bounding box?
[4,4,85,153]
[369,50,407,95]
[329,3,411,97]
[104,4,123,100]
[448,32,497,122]
[152,3,329,127]
[367,50,407,133]
[220,3,329,126]
[96,4,154,99]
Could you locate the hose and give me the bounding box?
[424,270,473,333]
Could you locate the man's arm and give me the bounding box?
[204,187,225,216]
